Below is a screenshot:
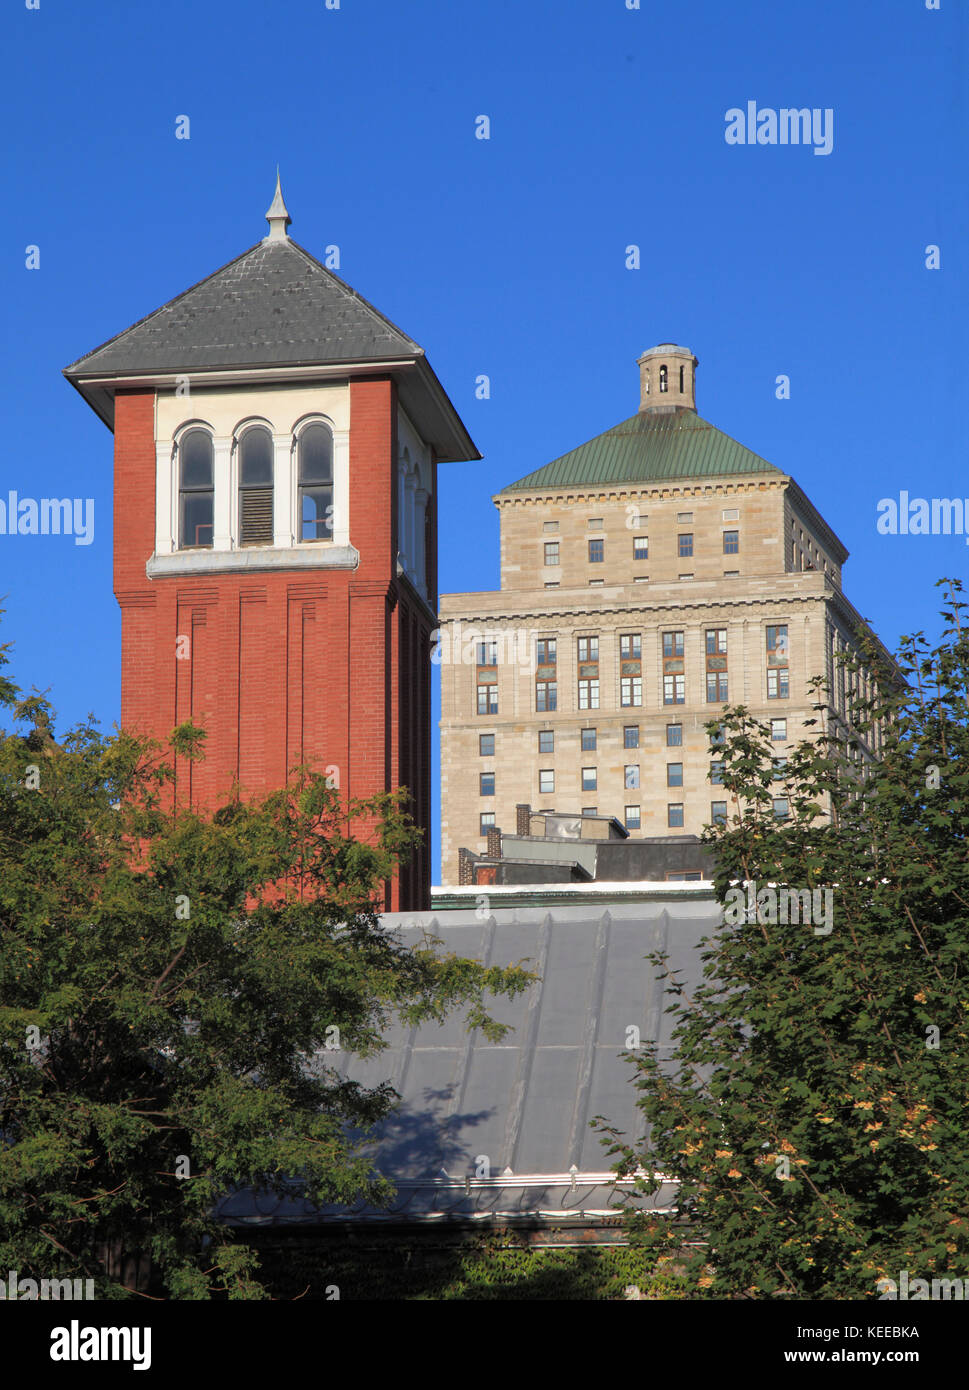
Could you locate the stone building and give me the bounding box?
[439,343,890,881]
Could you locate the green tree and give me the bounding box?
[599,581,969,1298]
[0,627,532,1300]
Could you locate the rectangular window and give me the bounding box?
[710,761,724,785]
[581,728,597,751]
[539,770,555,794]
[477,640,498,666]
[620,631,643,708]
[479,734,494,757]
[667,762,683,787]
[624,805,641,830]
[621,676,643,707]
[678,533,694,558]
[705,628,728,703]
[543,520,559,532]
[545,581,559,588]
[476,684,498,715]
[711,801,727,825]
[723,570,740,578]
[722,508,740,521]
[536,681,557,711]
[538,730,554,754]
[767,625,789,700]
[662,630,685,706]
[535,638,557,712]
[588,538,604,563]
[589,579,604,586]
[668,803,684,828]
[577,635,599,709]
[479,812,495,834]
[722,530,739,554]
[772,798,790,820]
[624,765,640,789]
[582,807,597,817]
[663,675,685,705]
[479,772,495,796]
[666,724,682,746]
[767,668,790,700]
[710,725,725,746]
[770,718,787,742]
[588,517,604,529]
[578,679,599,709]
[582,767,597,791]
[772,757,788,781]
[624,725,640,749]
[544,541,560,566]
[633,537,649,560]
[677,512,693,524]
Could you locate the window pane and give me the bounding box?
[581,767,597,791]
[668,803,684,828]
[666,724,682,746]
[180,429,213,488]
[480,773,495,796]
[538,731,554,753]
[678,534,693,557]
[625,765,639,789]
[624,806,641,830]
[299,423,333,483]
[588,539,604,563]
[711,801,727,824]
[301,486,333,540]
[667,763,683,787]
[581,729,597,751]
[624,726,640,748]
[181,492,213,548]
[479,734,495,756]
[240,427,273,486]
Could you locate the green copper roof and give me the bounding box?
[500,409,783,492]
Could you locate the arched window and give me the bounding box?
[679,365,685,393]
[238,426,273,546]
[178,428,214,549]
[659,364,668,393]
[298,422,333,541]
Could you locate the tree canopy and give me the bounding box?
[600,580,969,1298]
[0,623,532,1299]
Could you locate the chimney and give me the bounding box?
[486,825,502,860]
[637,344,698,414]
[516,803,531,836]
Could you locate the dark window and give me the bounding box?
[479,734,495,756]
[667,803,684,828]
[666,724,682,746]
[711,801,727,825]
[679,364,685,393]
[581,728,597,751]
[480,772,495,796]
[588,538,604,563]
[634,537,648,560]
[238,426,274,546]
[538,730,554,754]
[298,423,334,541]
[678,533,693,558]
[723,530,739,554]
[667,763,683,787]
[659,364,668,393]
[624,726,640,749]
[710,761,724,785]
[179,429,214,549]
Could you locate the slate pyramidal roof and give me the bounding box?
[499,407,782,493]
[63,198,479,462]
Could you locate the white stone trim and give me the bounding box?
[147,545,359,578]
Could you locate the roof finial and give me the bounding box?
[264,169,292,243]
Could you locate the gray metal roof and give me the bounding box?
[63,238,423,377]
[217,896,718,1226]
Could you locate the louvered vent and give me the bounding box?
[240,488,273,545]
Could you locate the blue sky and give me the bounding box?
[2,0,966,882]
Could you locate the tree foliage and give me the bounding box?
[600,581,969,1298]
[0,624,532,1299]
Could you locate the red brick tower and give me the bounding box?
[64,179,477,909]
